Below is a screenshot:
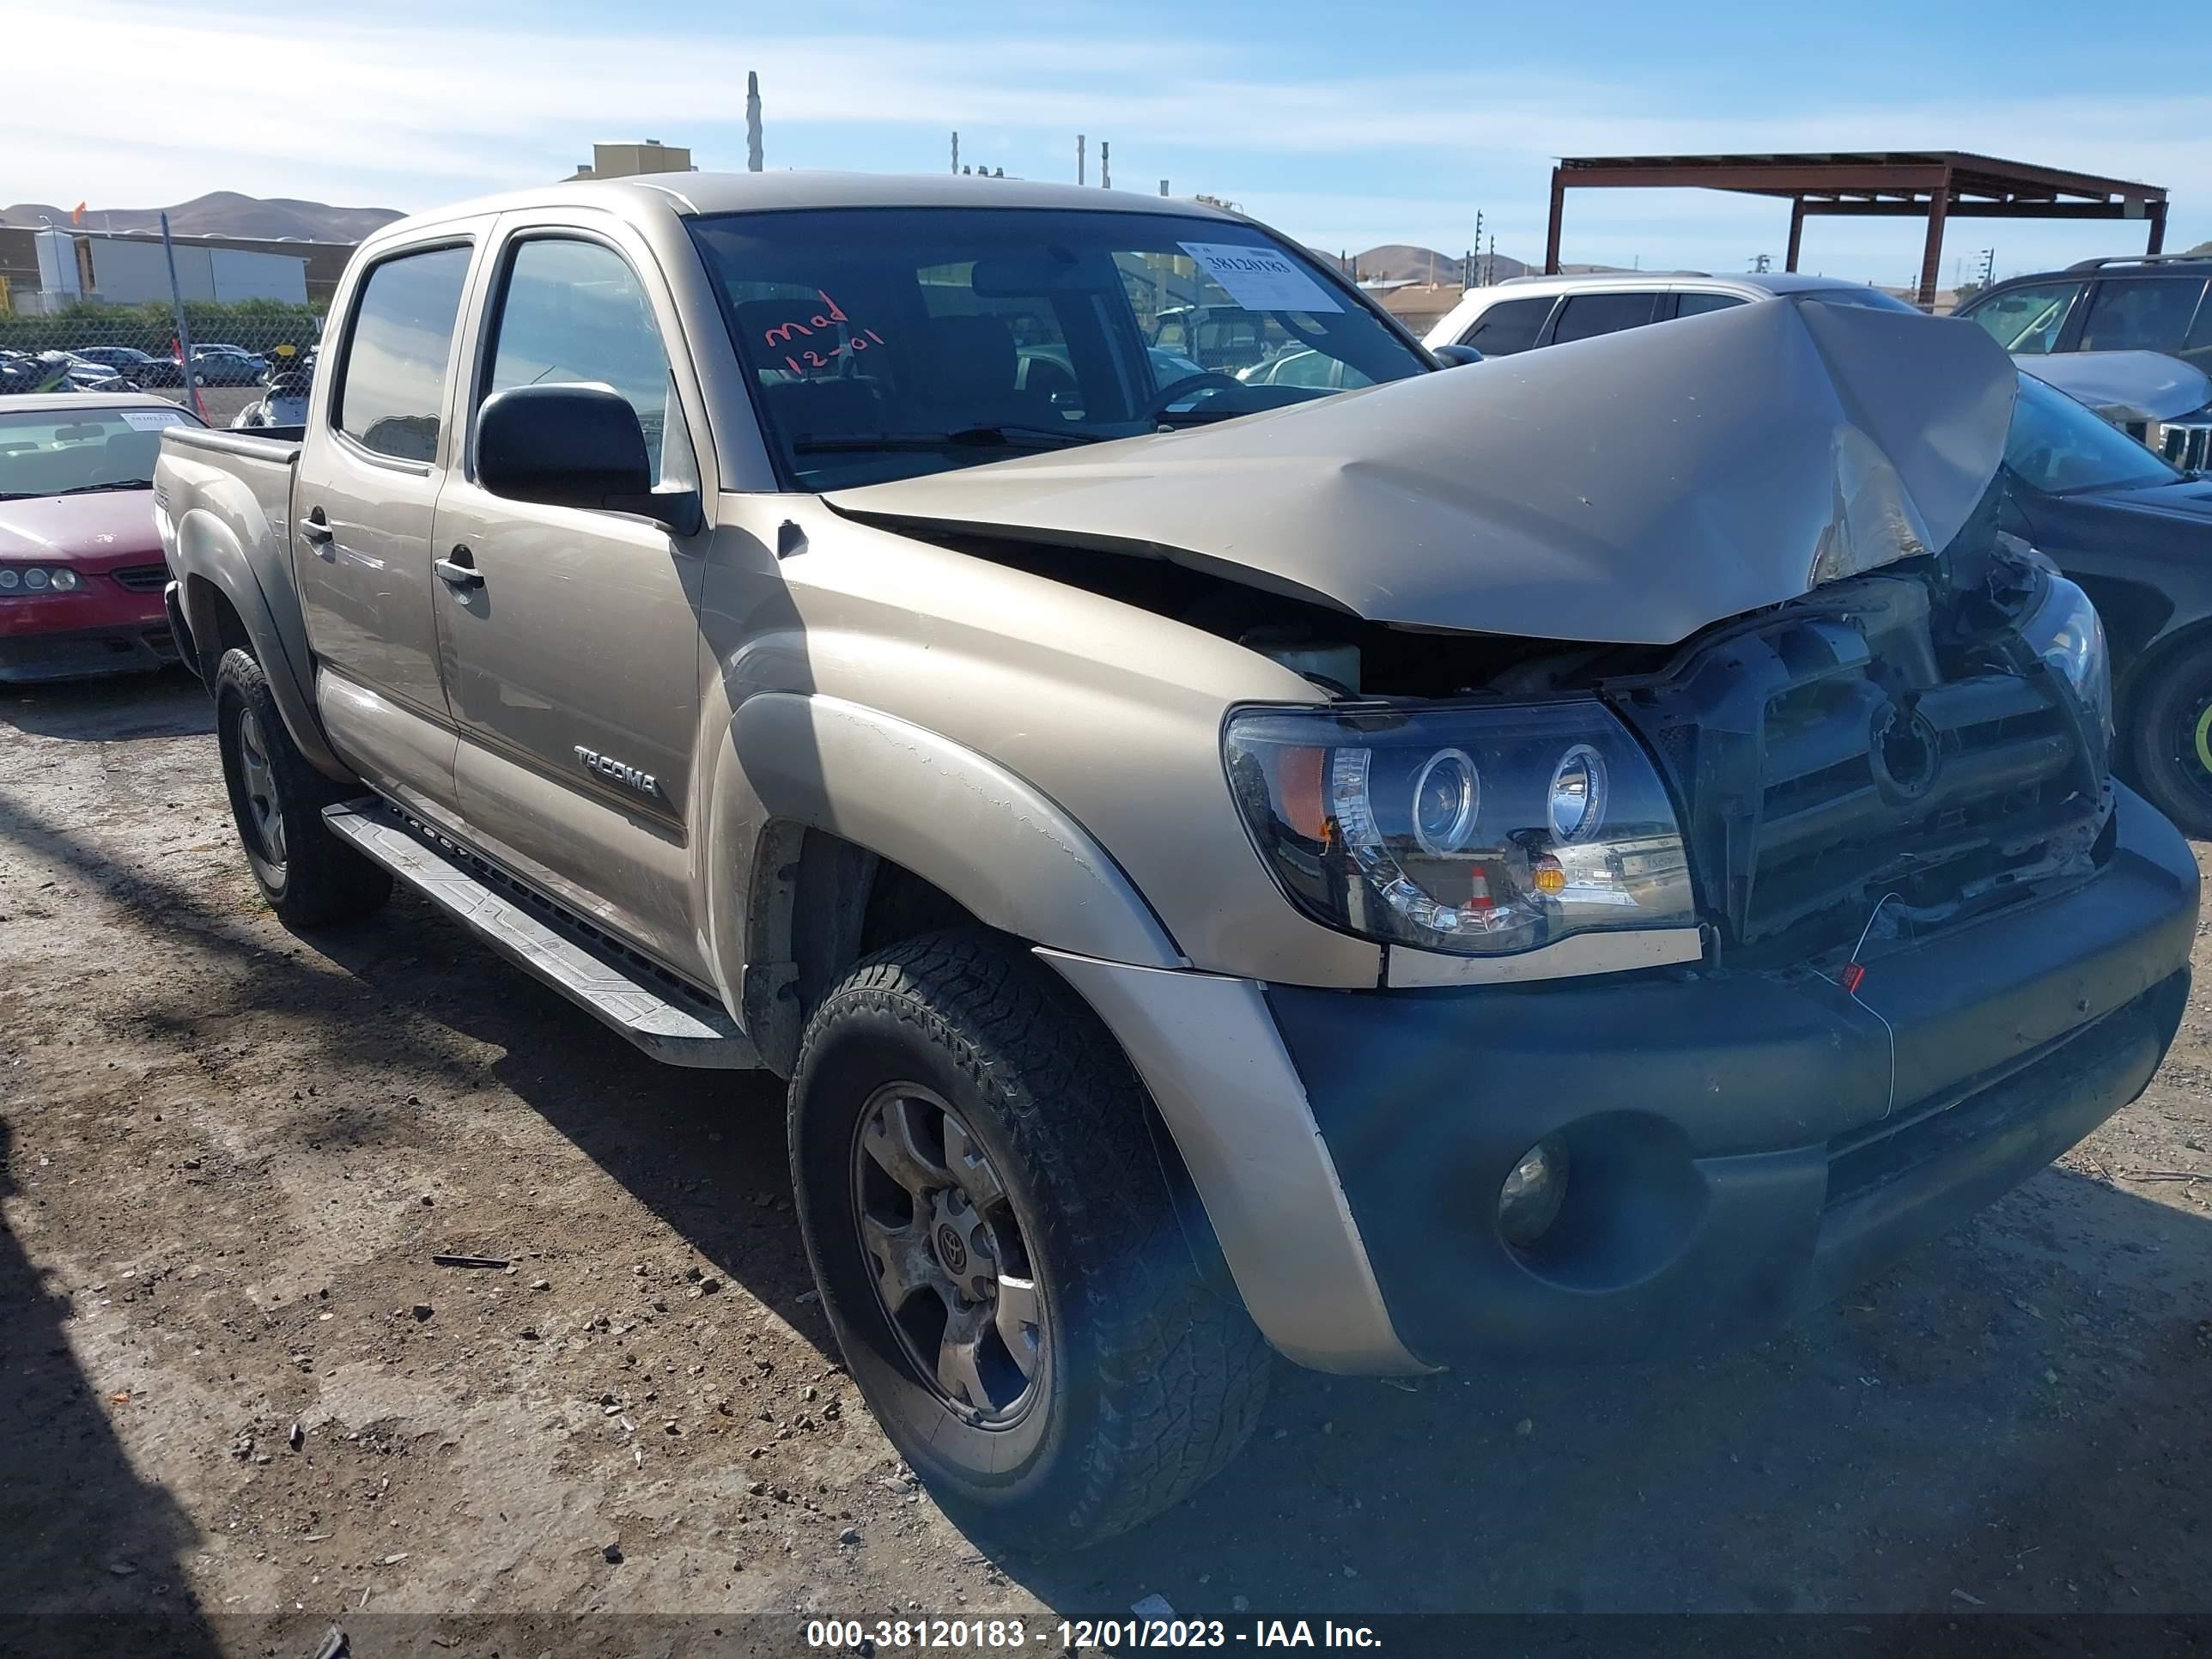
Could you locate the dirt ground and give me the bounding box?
[3,671,2209,1658]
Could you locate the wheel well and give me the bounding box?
[743,824,987,1077]
[746,824,1236,1299]
[186,574,252,683]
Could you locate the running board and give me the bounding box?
[322,799,762,1070]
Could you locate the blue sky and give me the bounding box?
[13,0,2208,283]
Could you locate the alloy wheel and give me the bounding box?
[850,1083,1044,1424]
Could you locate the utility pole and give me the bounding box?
[745,72,763,172]
[1077,135,1085,186]
[951,131,959,175]
[1472,210,1483,288]
[1751,252,1771,273]
[1979,247,1996,285]
[1099,141,1109,190]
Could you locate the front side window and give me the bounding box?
[2078,276,2208,355]
[2006,374,2184,495]
[1964,282,2081,353]
[483,237,689,483]
[690,207,1427,489]
[1551,290,1662,344]
[337,245,471,463]
[1460,295,1552,356]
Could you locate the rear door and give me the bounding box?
[295,231,484,815]
[1545,289,1664,345]
[428,213,714,976]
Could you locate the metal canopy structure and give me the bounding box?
[1544,151,2170,307]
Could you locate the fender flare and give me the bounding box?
[172,501,346,780]
[704,693,1183,1028]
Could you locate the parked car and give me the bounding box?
[0,392,201,681]
[156,173,2192,1550]
[1998,369,2212,835]
[1955,254,2212,377]
[187,346,269,386]
[68,344,163,384]
[1423,269,1919,357]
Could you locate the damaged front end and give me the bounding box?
[1603,539,2113,973]
[839,294,2120,979]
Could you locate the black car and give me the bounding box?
[2002,370,2212,834]
[1957,254,2212,379]
[66,344,161,384]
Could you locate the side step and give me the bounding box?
[323,799,762,1070]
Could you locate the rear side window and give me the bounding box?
[1552,291,1662,343]
[1674,292,1747,318]
[484,237,690,483]
[1460,296,1552,356]
[2078,276,2208,354]
[1962,281,2080,353]
[337,246,471,463]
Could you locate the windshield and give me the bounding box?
[2005,373,2185,495]
[0,404,197,500]
[690,207,1429,489]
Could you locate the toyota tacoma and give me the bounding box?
[154,173,2196,1548]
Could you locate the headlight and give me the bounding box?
[1224,701,1697,957]
[0,565,84,596]
[2019,571,2112,742]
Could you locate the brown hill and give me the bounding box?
[1344,243,1535,283]
[0,191,402,243]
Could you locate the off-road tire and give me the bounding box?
[789,927,1271,1551]
[2129,637,2212,841]
[214,647,392,927]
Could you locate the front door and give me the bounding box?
[295,237,478,816]
[431,224,711,977]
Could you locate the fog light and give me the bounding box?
[1498,1139,1570,1247]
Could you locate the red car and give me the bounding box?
[0,393,202,683]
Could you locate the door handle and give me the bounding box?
[434,544,483,588]
[298,512,333,546]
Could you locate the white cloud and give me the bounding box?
[3,0,2202,277]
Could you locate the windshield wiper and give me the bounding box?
[52,480,152,495]
[793,423,1101,453]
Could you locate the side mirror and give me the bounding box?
[1431,343,1485,368]
[477,383,701,535]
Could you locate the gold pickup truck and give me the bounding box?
[155,171,2195,1549]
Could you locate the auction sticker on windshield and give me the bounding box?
[1178,241,1343,313]
[119,409,189,430]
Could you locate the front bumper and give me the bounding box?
[1267,785,2197,1367]
[0,584,177,684]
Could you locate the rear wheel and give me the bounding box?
[789,928,1270,1550]
[214,647,392,927]
[2129,638,2212,840]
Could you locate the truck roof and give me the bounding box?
[375,170,1250,242]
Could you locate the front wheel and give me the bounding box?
[2129,639,2212,840]
[789,929,1270,1551]
[215,648,392,927]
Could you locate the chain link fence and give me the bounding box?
[0,301,323,428]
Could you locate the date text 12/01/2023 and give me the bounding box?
[803,1618,1383,1649]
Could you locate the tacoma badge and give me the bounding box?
[574,745,659,798]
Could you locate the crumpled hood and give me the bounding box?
[829,299,2019,646]
[2015,350,2212,426]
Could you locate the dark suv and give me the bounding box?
[1954,254,2212,376]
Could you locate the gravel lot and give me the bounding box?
[3,671,2209,1656]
